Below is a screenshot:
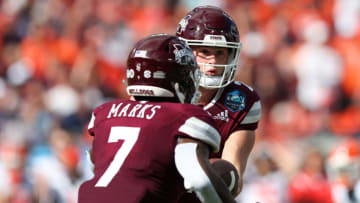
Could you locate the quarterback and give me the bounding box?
[176,6,262,198]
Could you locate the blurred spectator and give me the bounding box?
[290,14,343,112]
[25,127,90,203]
[333,0,360,38]
[288,148,333,203]
[0,161,10,202]
[237,146,288,203]
[326,138,360,203]
[44,84,80,117]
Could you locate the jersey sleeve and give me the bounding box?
[232,83,262,132]
[179,116,221,153]
[177,105,221,153]
[239,100,261,127]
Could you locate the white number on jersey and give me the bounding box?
[95,126,140,187]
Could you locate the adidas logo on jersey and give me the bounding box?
[213,110,229,122]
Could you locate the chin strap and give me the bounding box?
[200,75,223,88]
[174,82,185,103]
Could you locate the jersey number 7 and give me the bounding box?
[95,126,140,187]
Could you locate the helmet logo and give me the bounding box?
[173,44,195,66]
[230,25,239,40]
[176,15,191,35]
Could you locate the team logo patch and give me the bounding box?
[225,90,246,112]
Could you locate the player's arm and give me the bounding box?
[86,111,97,170]
[87,147,94,164]
[221,130,255,195]
[175,137,236,203]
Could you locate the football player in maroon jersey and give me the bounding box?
[176,6,262,197]
[78,34,236,203]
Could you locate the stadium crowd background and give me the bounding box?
[0,0,359,202]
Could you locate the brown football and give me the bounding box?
[210,158,239,196]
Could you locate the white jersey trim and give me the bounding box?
[179,117,220,153]
[88,113,95,130]
[240,101,261,124]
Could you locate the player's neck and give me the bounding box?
[198,87,218,106]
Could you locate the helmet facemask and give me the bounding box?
[175,6,242,89]
[184,37,242,89]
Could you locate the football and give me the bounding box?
[210,158,239,196]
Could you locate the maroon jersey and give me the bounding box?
[178,82,262,203]
[203,81,261,158]
[78,100,220,203]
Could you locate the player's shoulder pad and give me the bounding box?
[241,100,262,124]
[233,81,256,93]
[178,106,221,153]
[88,99,123,130]
[180,103,210,115]
[221,82,260,113]
[93,99,122,114]
[231,82,262,124]
[178,104,216,124]
[228,81,260,102]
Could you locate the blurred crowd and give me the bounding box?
[0,0,359,202]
